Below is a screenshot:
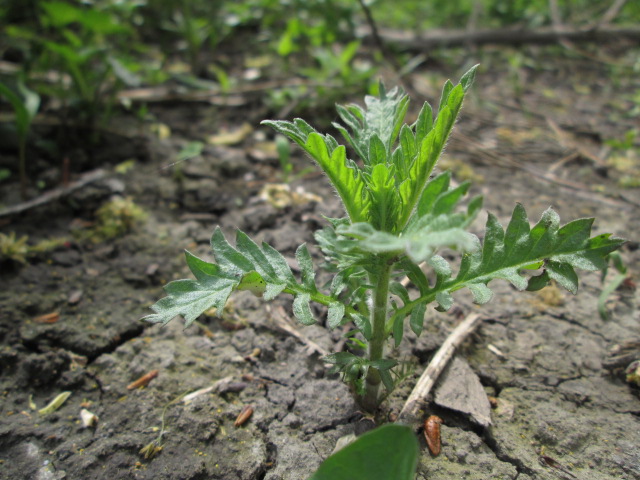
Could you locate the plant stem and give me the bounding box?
[361,258,392,411]
[19,137,27,200]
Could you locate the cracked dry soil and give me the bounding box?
[1,57,639,480]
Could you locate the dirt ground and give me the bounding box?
[1,49,639,480]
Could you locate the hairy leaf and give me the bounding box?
[392,204,623,325]
[144,227,347,328]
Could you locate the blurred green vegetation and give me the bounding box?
[0,0,638,152]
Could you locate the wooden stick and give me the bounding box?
[396,313,482,425]
[358,24,640,51]
[0,168,107,219]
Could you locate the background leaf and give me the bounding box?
[309,425,418,480]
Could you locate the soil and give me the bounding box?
[1,50,639,480]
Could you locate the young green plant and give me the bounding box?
[0,80,40,199]
[144,66,623,411]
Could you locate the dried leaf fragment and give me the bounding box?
[39,391,72,415]
[33,312,60,324]
[127,369,159,390]
[80,408,99,428]
[424,415,443,456]
[140,441,163,459]
[234,405,253,427]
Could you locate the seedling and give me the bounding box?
[144,66,623,411]
[0,80,40,199]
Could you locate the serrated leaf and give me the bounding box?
[468,283,493,304]
[338,219,476,263]
[264,282,287,301]
[293,293,315,325]
[237,271,267,296]
[367,163,399,231]
[546,260,578,294]
[296,244,317,291]
[393,313,405,347]
[439,80,454,110]
[409,302,427,337]
[144,277,236,327]
[262,120,369,223]
[436,291,453,311]
[211,227,253,274]
[460,64,479,92]
[324,351,359,366]
[390,282,410,305]
[401,205,624,315]
[416,171,451,217]
[307,134,369,223]
[413,101,433,143]
[146,229,349,330]
[368,134,387,167]
[379,369,395,392]
[526,270,551,291]
[236,231,277,281]
[353,313,372,340]
[369,358,398,371]
[428,255,452,284]
[327,302,346,329]
[185,250,222,282]
[262,242,297,285]
[432,181,471,216]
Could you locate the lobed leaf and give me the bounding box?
[144,228,346,329]
[409,205,621,316]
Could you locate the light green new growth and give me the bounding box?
[144,66,623,410]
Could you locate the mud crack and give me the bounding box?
[482,428,538,479]
[546,311,607,341]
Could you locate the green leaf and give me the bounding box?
[324,351,359,367]
[308,425,418,480]
[211,227,253,274]
[396,205,624,319]
[237,271,267,297]
[0,81,39,138]
[460,64,480,92]
[393,313,405,347]
[353,313,372,340]
[436,291,453,311]
[338,218,477,264]
[263,118,370,223]
[293,293,315,325]
[468,283,493,304]
[412,101,433,143]
[416,171,451,216]
[367,134,387,167]
[296,244,317,292]
[145,228,351,330]
[236,231,278,281]
[546,260,578,294]
[439,80,454,110]
[262,242,297,285]
[143,277,236,327]
[367,163,399,231]
[409,301,427,337]
[327,302,346,329]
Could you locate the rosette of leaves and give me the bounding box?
[144,66,623,410]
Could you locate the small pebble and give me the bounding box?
[68,290,83,305]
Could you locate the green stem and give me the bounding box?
[19,136,27,200]
[361,258,392,411]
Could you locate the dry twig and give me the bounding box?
[0,169,107,219]
[396,313,483,425]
